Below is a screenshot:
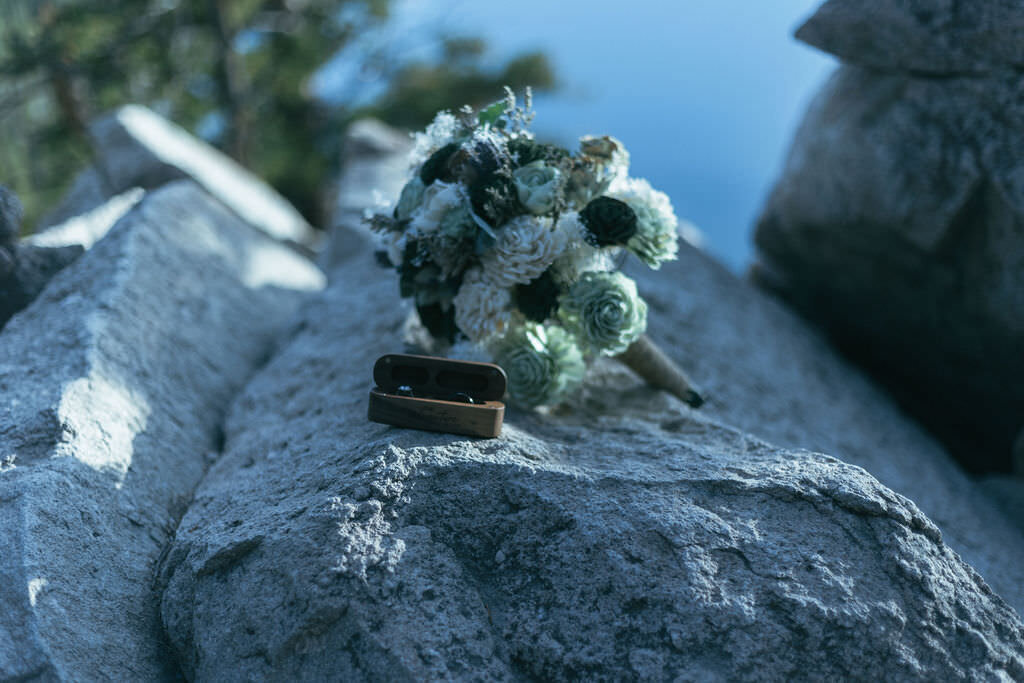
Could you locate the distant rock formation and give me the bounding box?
[0,185,84,329]
[754,0,1024,473]
[38,105,319,249]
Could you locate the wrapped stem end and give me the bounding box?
[616,334,705,408]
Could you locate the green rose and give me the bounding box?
[513,161,562,215]
[395,177,426,222]
[558,271,647,355]
[491,323,585,407]
[439,203,475,240]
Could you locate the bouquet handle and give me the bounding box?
[616,334,705,408]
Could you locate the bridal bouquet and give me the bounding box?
[369,89,702,409]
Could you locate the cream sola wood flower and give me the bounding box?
[480,215,569,288]
[547,211,618,286]
[452,268,515,344]
[490,322,586,408]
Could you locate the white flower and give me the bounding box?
[409,182,467,237]
[453,268,514,343]
[480,215,568,288]
[548,212,618,286]
[609,177,680,268]
[409,111,463,169]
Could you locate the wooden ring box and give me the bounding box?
[367,354,507,438]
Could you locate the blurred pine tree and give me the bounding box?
[0,0,555,229]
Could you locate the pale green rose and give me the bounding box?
[491,322,585,407]
[513,161,562,215]
[558,271,647,356]
[395,177,426,222]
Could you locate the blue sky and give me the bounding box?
[318,0,836,270]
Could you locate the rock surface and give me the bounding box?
[0,243,85,329]
[0,185,21,244]
[1,190,146,332]
[754,57,1024,472]
[0,181,323,681]
[157,234,1024,680]
[797,0,1024,74]
[38,105,317,248]
[323,118,413,270]
[28,188,144,250]
[629,243,1024,615]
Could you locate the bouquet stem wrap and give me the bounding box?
[616,334,704,408]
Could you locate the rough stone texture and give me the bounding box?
[0,185,21,244]
[37,105,317,248]
[323,118,412,270]
[158,235,1024,680]
[0,180,323,681]
[1,190,146,333]
[0,243,85,329]
[796,0,1024,74]
[753,62,1024,473]
[629,244,1024,615]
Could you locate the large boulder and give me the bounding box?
[157,232,1024,680]
[38,105,318,248]
[796,0,1024,74]
[753,4,1024,472]
[0,181,323,681]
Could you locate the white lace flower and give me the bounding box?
[453,268,514,343]
[409,182,467,237]
[480,215,567,288]
[609,177,680,268]
[548,212,618,286]
[409,111,463,169]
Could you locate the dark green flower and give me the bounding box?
[579,196,638,247]
[515,271,561,323]
[420,143,459,185]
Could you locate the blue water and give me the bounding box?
[319,0,835,270]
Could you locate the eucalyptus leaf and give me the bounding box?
[477,100,508,127]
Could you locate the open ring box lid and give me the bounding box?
[367,354,507,438]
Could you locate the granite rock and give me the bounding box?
[37,106,317,247]
[0,185,22,244]
[28,188,144,250]
[628,242,1024,616]
[0,190,146,332]
[0,243,85,330]
[157,237,1024,680]
[0,180,323,681]
[796,0,1024,74]
[323,118,413,270]
[753,63,1024,473]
